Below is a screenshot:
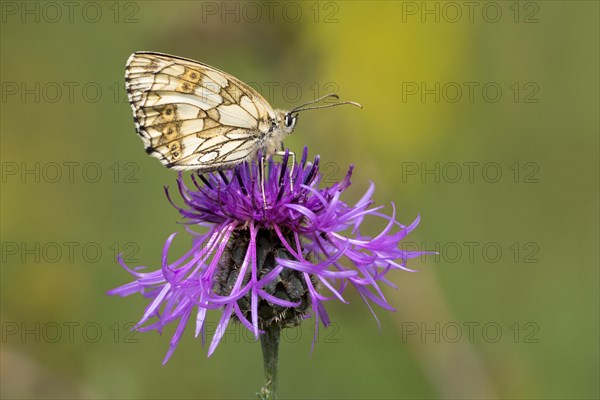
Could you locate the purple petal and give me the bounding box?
[208,304,234,357]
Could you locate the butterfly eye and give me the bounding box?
[284,114,295,128]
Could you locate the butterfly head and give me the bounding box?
[274,109,298,135]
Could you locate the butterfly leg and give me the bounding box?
[274,150,295,193]
[260,155,267,208]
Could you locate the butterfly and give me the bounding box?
[125,51,361,202]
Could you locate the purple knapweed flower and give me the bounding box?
[108,147,424,363]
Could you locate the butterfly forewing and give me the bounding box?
[125,52,276,171]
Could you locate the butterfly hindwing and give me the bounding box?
[125,52,276,171]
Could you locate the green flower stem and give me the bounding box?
[258,325,280,400]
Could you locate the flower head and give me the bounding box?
[108,147,424,363]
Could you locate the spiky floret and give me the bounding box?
[108,147,424,362]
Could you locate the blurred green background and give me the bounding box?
[1,1,598,399]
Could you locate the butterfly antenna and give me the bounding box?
[290,93,339,113]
